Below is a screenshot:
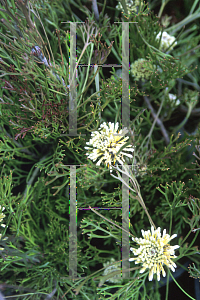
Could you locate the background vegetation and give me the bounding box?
[0,0,200,299]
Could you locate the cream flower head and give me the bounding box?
[101,258,123,284]
[85,122,134,168]
[0,234,8,251]
[116,0,144,14]
[0,205,6,228]
[156,31,177,52]
[129,226,179,281]
[131,58,155,81]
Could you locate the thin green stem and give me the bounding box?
[158,0,171,18]
[169,208,172,236]
[89,205,135,238]
[170,271,196,300]
[111,165,156,229]
[145,96,165,149]
[105,38,122,64]
[173,102,195,134]
[180,229,192,248]
[34,6,54,64]
[101,0,107,16]
[78,43,94,105]
[179,223,199,258]
[165,269,170,300]
[135,24,172,60]
[167,11,200,35]
[189,230,200,249]
[189,0,200,14]
[133,190,156,229]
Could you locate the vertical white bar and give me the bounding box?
[69,165,77,280]
[69,23,78,136]
[94,65,101,119]
[122,22,130,128]
[122,21,130,278]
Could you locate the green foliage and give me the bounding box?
[188,262,200,282]
[97,273,148,300]
[183,195,200,231]
[0,0,200,299]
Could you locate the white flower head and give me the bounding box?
[129,227,179,281]
[165,88,180,107]
[156,31,177,52]
[85,122,134,169]
[168,93,180,106]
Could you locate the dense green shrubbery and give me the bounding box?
[0,0,200,299]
